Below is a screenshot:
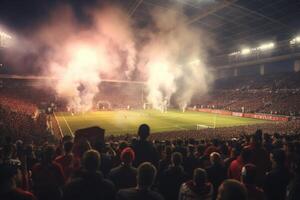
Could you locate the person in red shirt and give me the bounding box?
[55,141,78,181]
[32,145,65,200]
[228,148,252,181]
[241,164,265,200]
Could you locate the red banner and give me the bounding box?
[243,113,290,121]
[198,109,232,115]
[198,109,290,122]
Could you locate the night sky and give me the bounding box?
[0,0,105,32]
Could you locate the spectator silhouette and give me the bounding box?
[206,152,227,200]
[132,124,159,167]
[0,154,36,200]
[55,141,78,181]
[63,150,116,200]
[263,149,290,200]
[228,147,252,181]
[217,179,247,200]
[245,130,271,186]
[286,155,300,200]
[116,162,164,200]
[184,145,198,179]
[32,145,65,200]
[109,147,137,190]
[179,168,213,200]
[241,164,265,200]
[159,152,187,200]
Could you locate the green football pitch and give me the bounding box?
[55,109,271,136]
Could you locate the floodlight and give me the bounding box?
[241,48,251,55]
[290,36,300,45]
[257,42,275,51]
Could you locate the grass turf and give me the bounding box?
[55,109,271,136]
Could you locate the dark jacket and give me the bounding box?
[263,167,290,200]
[117,188,164,200]
[108,164,137,190]
[132,140,159,167]
[159,165,188,200]
[63,171,116,200]
[206,163,227,199]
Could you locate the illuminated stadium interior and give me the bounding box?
[0,1,300,200]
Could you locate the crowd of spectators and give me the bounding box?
[1,124,300,200]
[1,72,300,199]
[0,88,51,144]
[193,72,300,116]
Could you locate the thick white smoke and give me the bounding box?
[36,5,137,111]
[7,3,212,111]
[140,6,211,109]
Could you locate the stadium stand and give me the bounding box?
[192,72,300,116]
[1,0,300,199]
[1,124,300,200]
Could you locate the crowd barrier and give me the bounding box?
[198,108,290,122]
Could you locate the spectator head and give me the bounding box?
[82,150,101,172]
[217,179,247,200]
[193,168,207,187]
[172,152,183,166]
[41,145,55,164]
[63,141,74,154]
[210,152,221,165]
[241,164,257,185]
[137,162,157,189]
[120,147,135,165]
[138,124,150,140]
[271,149,286,168]
[240,148,252,164]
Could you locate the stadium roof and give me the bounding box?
[0,0,299,59]
[120,0,300,56]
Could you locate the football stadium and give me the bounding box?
[0,1,300,200]
[56,110,270,135]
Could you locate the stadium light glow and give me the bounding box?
[229,41,276,56]
[290,36,300,45]
[229,51,240,56]
[257,42,275,51]
[241,48,251,55]
[0,31,12,39]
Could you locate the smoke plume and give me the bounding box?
[36,5,137,111]
[5,2,212,111]
[140,6,211,109]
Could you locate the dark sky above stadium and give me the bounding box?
[0,0,105,31]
